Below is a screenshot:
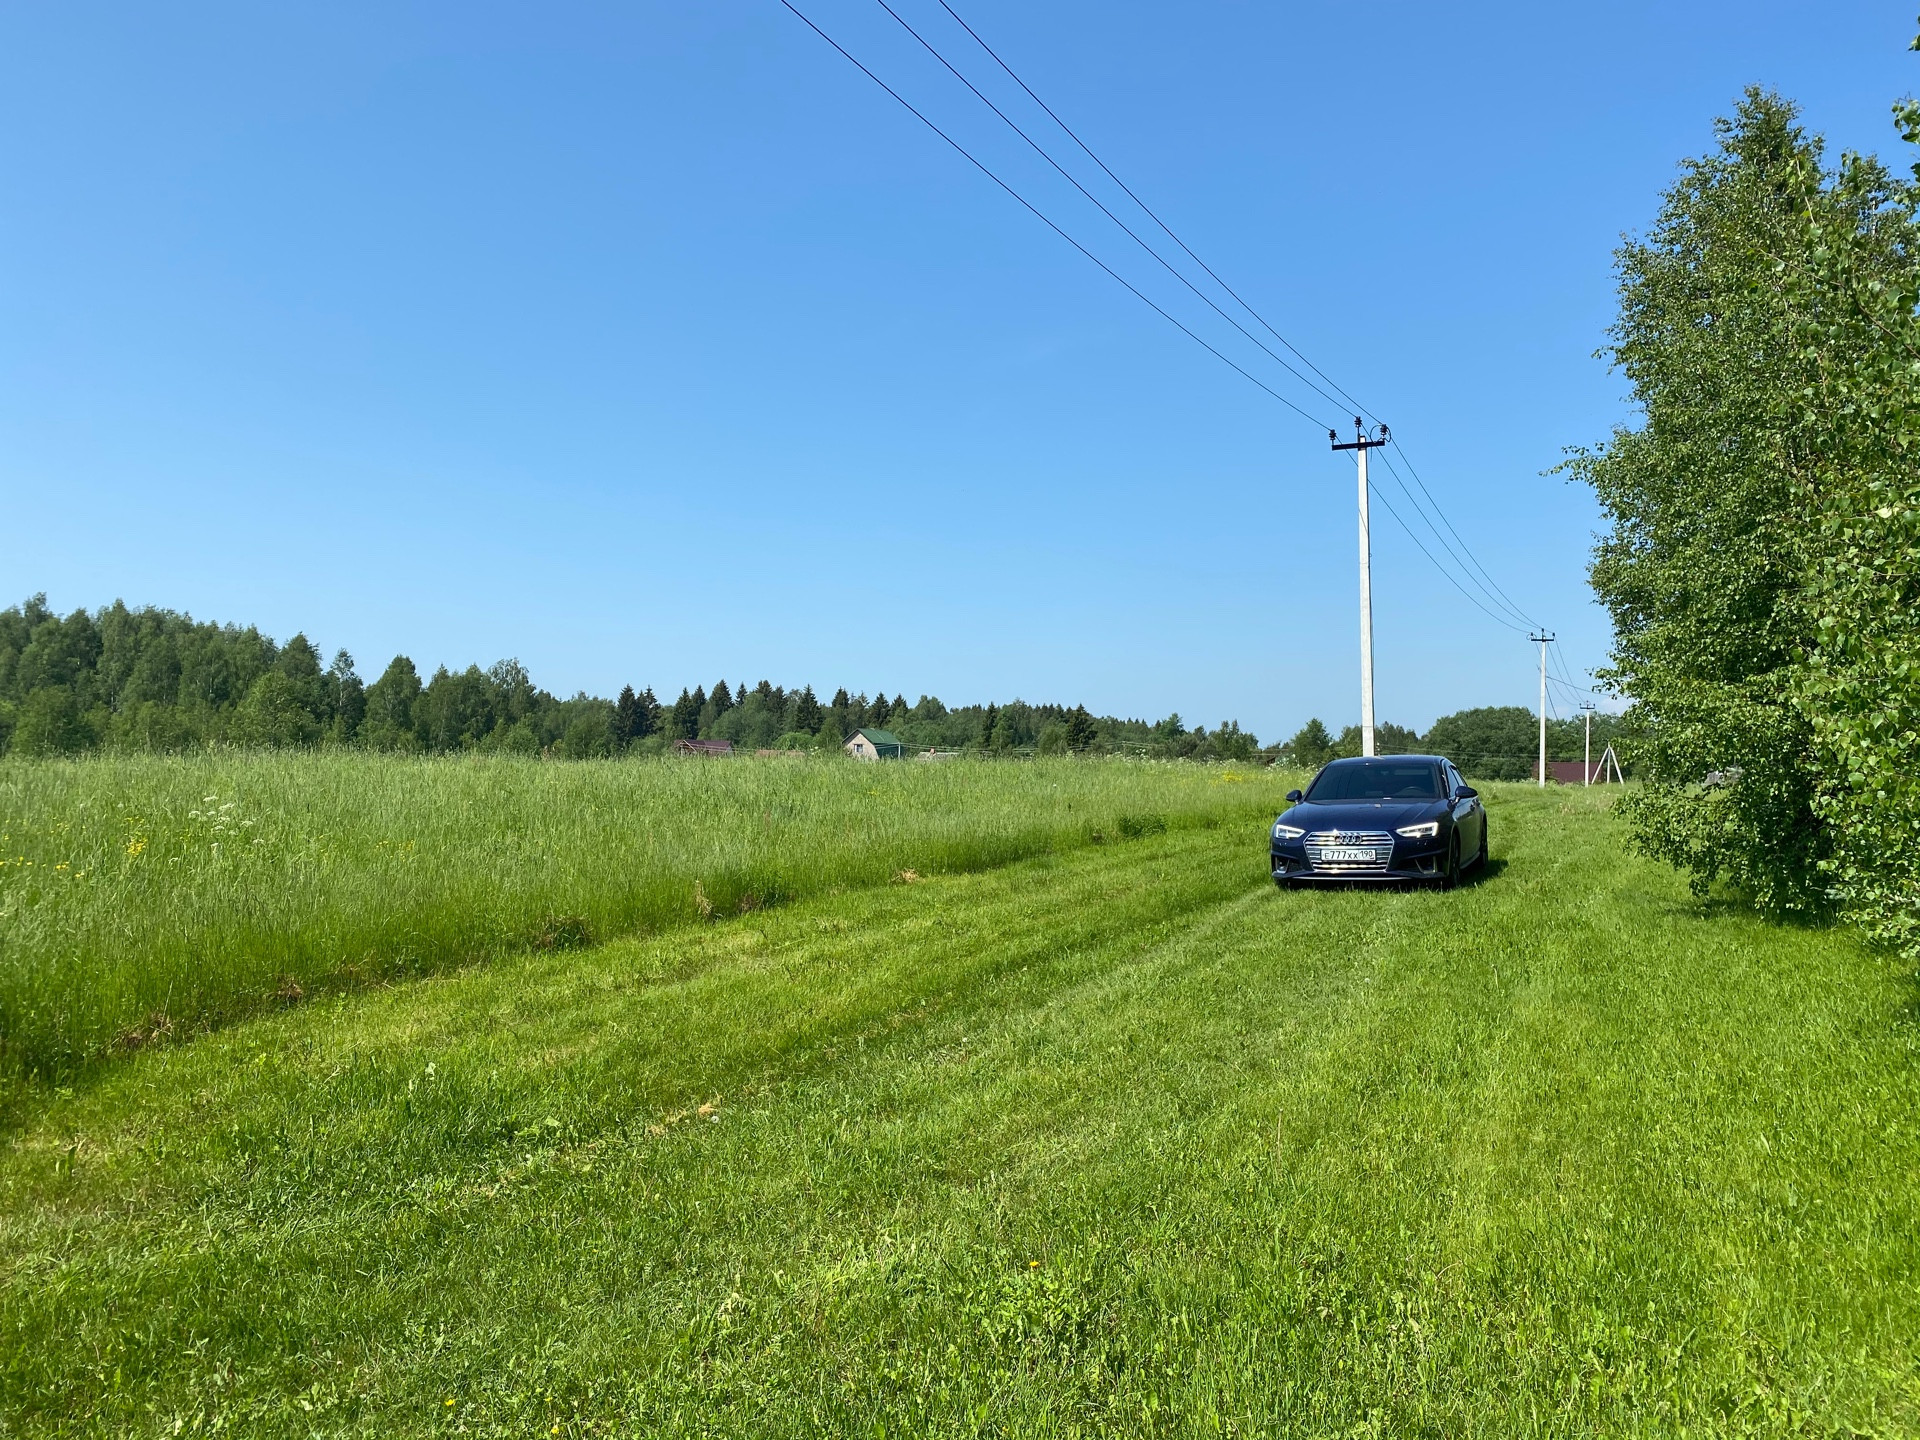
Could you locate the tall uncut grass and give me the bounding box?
[0,752,1292,1083]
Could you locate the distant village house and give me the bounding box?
[674,738,735,757]
[844,728,905,760]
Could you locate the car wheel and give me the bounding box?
[1441,836,1461,890]
[1475,815,1489,869]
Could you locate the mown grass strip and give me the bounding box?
[0,752,1292,1087]
[3,787,1916,1437]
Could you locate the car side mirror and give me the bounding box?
[1285,789,1303,803]
[1454,785,1478,800]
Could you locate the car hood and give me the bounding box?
[1278,799,1446,832]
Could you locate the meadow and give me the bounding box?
[3,778,1917,1436]
[0,752,1292,1087]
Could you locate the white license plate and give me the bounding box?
[1323,847,1379,863]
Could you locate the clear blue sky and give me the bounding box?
[3,2,1914,739]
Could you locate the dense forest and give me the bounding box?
[0,595,1619,772]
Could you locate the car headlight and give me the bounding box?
[1273,823,1305,840]
[1394,821,1439,839]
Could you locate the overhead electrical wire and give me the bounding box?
[927,0,1376,425]
[1370,447,1538,631]
[1345,458,1532,636]
[923,0,1553,636]
[781,0,1580,674]
[875,0,1549,642]
[1384,441,1544,630]
[870,0,1355,419]
[775,0,1338,430]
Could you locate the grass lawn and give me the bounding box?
[3,784,1917,1436]
[0,753,1290,1087]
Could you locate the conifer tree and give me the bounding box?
[1065,704,1096,752]
[615,685,641,746]
[710,679,733,715]
[794,685,823,733]
[670,688,699,740]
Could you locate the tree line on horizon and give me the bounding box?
[0,595,1621,772]
[0,596,1267,761]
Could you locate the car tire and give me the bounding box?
[1441,836,1461,890]
[1475,816,1489,870]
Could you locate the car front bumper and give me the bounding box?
[1270,841,1448,883]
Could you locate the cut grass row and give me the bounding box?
[3,785,1916,1435]
[0,752,1294,1088]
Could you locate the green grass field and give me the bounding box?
[0,753,1290,1087]
[3,776,1916,1436]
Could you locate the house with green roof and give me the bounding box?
[844,727,905,760]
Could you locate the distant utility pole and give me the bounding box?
[1331,418,1390,758]
[1530,631,1555,787]
[1579,700,1596,787]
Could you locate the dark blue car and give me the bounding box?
[1270,755,1488,888]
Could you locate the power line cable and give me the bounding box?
[775,0,1339,429]
[872,0,1353,417]
[1371,447,1537,630]
[1387,439,1544,630]
[931,0,1377,424]
[788,0,1553,647]
[1546,638,1591,694]
[1341,457,1530,635]
[920,0,1553,636]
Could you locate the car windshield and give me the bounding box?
[1306,761,1443,802]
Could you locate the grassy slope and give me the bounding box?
[3,786,1917,1436]
[0,754,1287,1084]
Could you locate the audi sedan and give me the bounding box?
[1270,755,1487,888]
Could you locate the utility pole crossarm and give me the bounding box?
[1331,419,1389,759]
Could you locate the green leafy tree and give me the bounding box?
[329,651,365,743]
[1422,707,1537,781]
[560,704,616,759]
[10,685,93,756]
[1771,62,1920,955]
[1568,89,1916,917]
[362,656,422,750]
[1282,719,1337,769]
[229,672,321,748]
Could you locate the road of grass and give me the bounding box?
[3,785,1917,1436]
[0,753,1289,1086]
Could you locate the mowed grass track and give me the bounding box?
[0,754,1287,1086]
[4,787,1918,1436]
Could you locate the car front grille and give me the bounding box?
[1304,830,1394,872]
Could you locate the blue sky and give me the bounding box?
[3,2,1914,739]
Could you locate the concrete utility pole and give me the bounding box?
[1331,419,1390,758]
[1580,701,1596,787]
[1530,631,1555,787]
